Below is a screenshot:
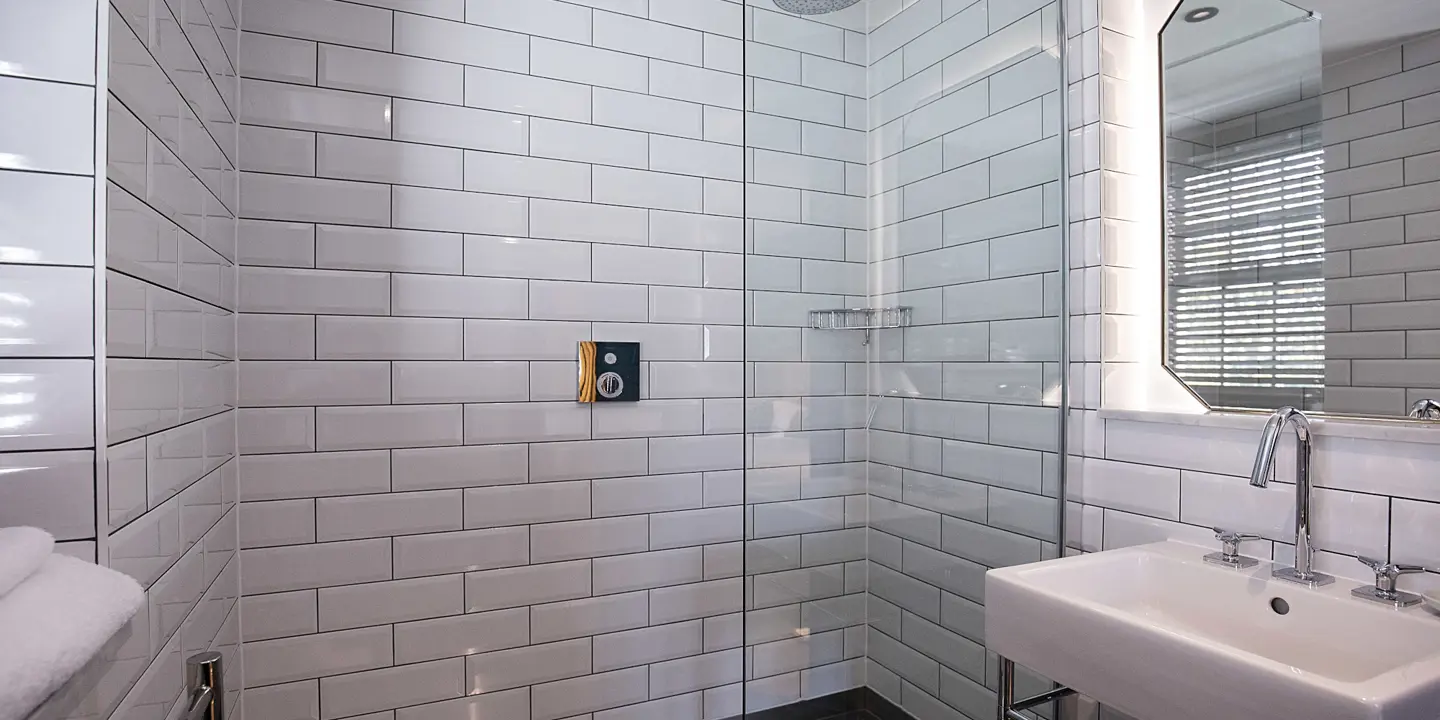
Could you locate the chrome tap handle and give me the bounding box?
[1204,528,1261,568]
[1358,556,1428,592]
[1353,556,1431,606]
[1408,398,1440,420]
[1213,528,1260,556]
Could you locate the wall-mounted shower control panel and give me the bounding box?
[577,341,640,402]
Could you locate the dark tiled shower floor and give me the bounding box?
[730,689,911,720]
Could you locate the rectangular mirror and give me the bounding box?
[1161,0,1440,421]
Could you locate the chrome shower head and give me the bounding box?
[773,0,862,14]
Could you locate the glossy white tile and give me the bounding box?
[315,404,464,450]
[464,235,589,281]
[391,274,527,319]
[240,125,317,176]
[0,450,94,540]
[244,0,394,50]
[241,32,318,86]
[243,626,393,687]
[240,499,317,549]
[391,99,528,154]
[464,559,591,612]
[241,590,318,642]
[530,198,648,246]
[391,527,528,578]
[465,0,591,43]
[392,361,527,404]
[531,516,649,562]
[316,490,464,541]
[650,59,743,110]
[0,76,94,174]
[240,539,392,594]
[593,88,704,140]
[317,135,463,189]
[463,150,591,201]
[318,575,464,631]
[0,0,97,84]
[593,245,704,287]
[0,264,93,356]
[318,658,464,718]
[0,171,94,266]
[393,12,528,73]
[239,450,391,502]
[392,185,528,236]
[530,280,648,322]
[240,173,390,226]
[592,166,704,213]
[391,444,528,491]
[463,402,590,445]
[241,78,392,138]
[464,66,591,123]
[0,359,94,451]
[531,37,648,93]
[465,639,592,695]
[649,287,744,325]
[392,608,529,664]
[316,225,462,275]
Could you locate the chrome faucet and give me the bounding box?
[1249,407,1334,587]
[1408,398,1440,420]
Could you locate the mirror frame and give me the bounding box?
[1146,2,1440,420]
[1155,0,1327,416]
[1097,0,1440,427]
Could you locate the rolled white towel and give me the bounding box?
[0,526,53,597]
[0,554,143,720]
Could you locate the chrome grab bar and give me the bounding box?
[184,652,223,720]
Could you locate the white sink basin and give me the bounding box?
[986,542,1440,720]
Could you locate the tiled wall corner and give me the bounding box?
[863,0,1068,717]
[233,1,866,718]
[744,0,873,713]
[2,0,242,719]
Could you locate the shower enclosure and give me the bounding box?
[8,0,1066,719]
[742,0,1068,716]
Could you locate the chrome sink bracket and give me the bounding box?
[1204,528,1261,569]
[1352,556,1429,608]
[997,656,1077,720]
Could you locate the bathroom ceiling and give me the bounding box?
[1161,0,1309,68]
[1296,0,1440,63]
[1161,0,1440,124]
[1163,0,1440,67]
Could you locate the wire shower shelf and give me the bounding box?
[808,307,912,345]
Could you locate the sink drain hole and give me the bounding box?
[1269,597,1290,615]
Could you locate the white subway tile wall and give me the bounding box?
[236,0,866,718]
[864,0,1065,717]
[24,4,1437,720]
[10,1,244,720]
[0,0,100,568]
[1064,2,1440,716]
[1319,33,1440,416]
